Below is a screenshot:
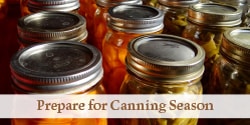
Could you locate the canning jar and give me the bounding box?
[93,0,142,51]
[17,11,88,48]
[156,0,199,36]
[120,34,205,125]
[102,4,164,94]
[10,41,107,125]
[207,27,250,125]
[182,3,242,93]
[20,0,80,16]
[208,0,248,26]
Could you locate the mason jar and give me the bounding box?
[120,34,205,125]
[17,11,88,48]
[207,27,250,125]
[92,0,142,51]
[156,0,199,36]
[208,0,248,26]
[10,41,107,125]
[102,4,164,94]
[182,3,242,93]
[20,0,80,16]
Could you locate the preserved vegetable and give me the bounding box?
[120,34,205,125]
[102,5,164,94]
[182,3,242,93]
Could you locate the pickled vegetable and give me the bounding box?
[163,13,188,36]
[120,74,202,125]
[142,0,158,7]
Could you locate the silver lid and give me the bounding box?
[10,41,103,94]
[96,0,142,7]
[209,0,247,6]
[126,34,205,82]
[158,0,199,8]
[28,0,80,12]
[17,11,87,46]
[221,27,250,67]
[188,3,242,26]
[107,4,164,33]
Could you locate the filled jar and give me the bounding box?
[207,27,250,124]
[120,34,205,125]
[20,0,80,16]
[17,11,88,48]
[102,4,164,94]
[10,41,106,125]
[92,0,142,51]
[156,0,199,36]
[182,3,242,93]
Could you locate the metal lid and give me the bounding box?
[17,11,87,46]
[158,0,199,8]
[126,34,205,82]
[188,3,242,26]
[96,0,142,7]
[220,27,250,67]
[107,4,164,33]
[28,0,80,12]
[10,41,103,94]
[209,0,247,6]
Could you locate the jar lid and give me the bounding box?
[17,11,87,46]
[209,0,247,6]
[28,0,80,12]
[221,27,250,67]
[96,0,142,7]
[126,34,205,82]
[158,0,199,8]
[188,3,242,26]
[107,4,164,33]
[10,41,103,94]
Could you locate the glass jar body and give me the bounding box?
[157,5,188,36]
[12,81,107,125]
[120,73,203,125]
[102,28,163,94]
[182,21,236,93]
[93,6,108,51]
[79,0,97,45]
[207,57,250,125]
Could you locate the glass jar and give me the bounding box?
[17,11,88,48]
[182,3,242,93]
[93,0,142,51]
[10,41,107,125]
[156,0,199,36]
[208,0,248,26]
[120,34,205,125]
[207,27,250,125]
[20,0,80,16]
[102,4,164,94]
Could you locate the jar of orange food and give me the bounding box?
[17,11,88,48]
[0,0,7,20]
[78,0,97,45]
[10,41,107,125]
[93,0,142,51]
[102,4,164,94]
[20,0,80,16]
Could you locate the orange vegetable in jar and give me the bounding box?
[10,41,107,125]
[102,5,164,94]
